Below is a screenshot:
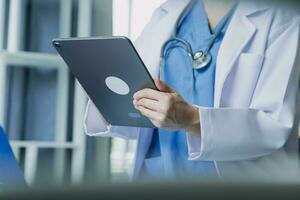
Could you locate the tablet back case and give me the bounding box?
[53,37,156,128]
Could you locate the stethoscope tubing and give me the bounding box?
[160,37,193,58]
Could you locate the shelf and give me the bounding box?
[10,141,78,149]
[0,50,65,69]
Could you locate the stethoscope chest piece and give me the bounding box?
[192,51,212,69]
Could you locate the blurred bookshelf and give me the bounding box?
[0,0,90,186]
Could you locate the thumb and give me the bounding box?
[154,79,174,93]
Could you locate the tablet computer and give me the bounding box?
[52,37,157,128]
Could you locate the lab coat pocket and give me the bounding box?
[225,53,265,106]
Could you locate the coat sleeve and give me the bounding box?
[186,17,300,161]
[84,100,140,140]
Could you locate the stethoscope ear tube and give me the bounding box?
[159,57,165,81]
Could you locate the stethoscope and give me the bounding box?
[160,1,236,74]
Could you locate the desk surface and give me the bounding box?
[1,181,300,200]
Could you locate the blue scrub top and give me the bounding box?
[0,128,27,190]
[140,0,231,180]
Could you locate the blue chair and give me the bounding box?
[0,127,27,190]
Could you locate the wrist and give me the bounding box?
[185,106,201,135]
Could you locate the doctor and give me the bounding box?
[85,0,300,180]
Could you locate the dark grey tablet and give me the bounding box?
[52,37,157,128]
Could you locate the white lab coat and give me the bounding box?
[85,0,300,180]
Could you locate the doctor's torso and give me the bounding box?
[84,0,300,180]
[130,0,300,179]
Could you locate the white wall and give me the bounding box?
[113,0,166,40]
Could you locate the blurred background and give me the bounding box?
[0,0,165,187]
[0,0,299,189]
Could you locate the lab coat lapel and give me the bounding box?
[214,5,257,106]
[132,0,191,178]
[138,0,191,78]
[132,128,154,179]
